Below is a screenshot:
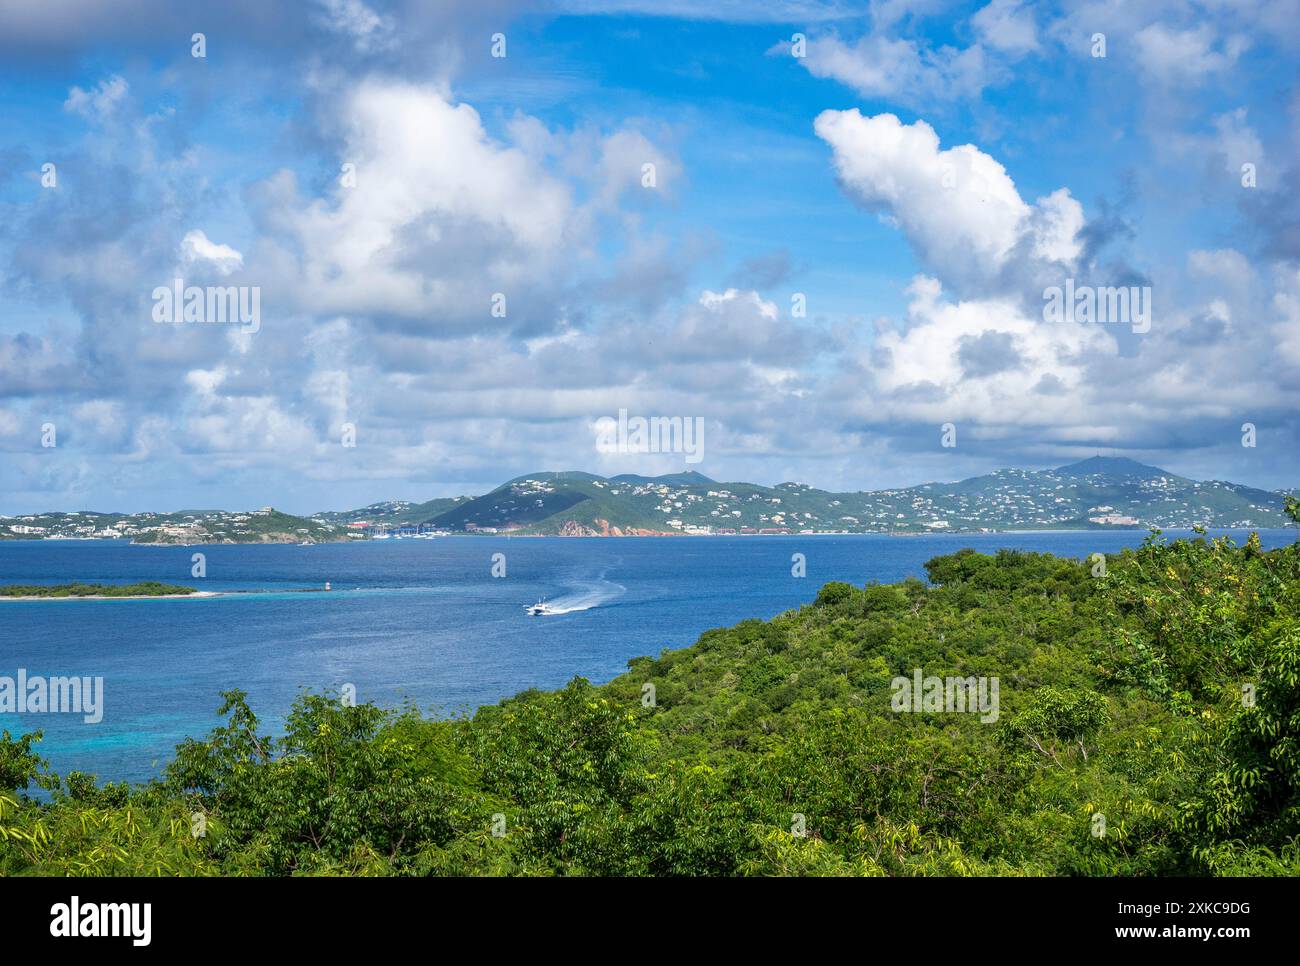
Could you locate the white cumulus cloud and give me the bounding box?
[814,109,1082,293]
[181,230,245,276]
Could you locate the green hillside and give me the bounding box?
[128,509,344,544]
[314,498,469,527]
[428,475,676,534]
[409,459,1296,534]
[0,508,348,544]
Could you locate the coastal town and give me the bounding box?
[3,459,1293,543]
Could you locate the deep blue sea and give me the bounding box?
[1,529,1294,784]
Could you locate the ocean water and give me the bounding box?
[0,529,1294,784]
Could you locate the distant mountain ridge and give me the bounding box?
[3,458,1294,542]
[318,457,1295,536]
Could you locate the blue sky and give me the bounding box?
[0,0,1297,514]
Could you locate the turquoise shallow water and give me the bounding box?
[0,529,1294,784]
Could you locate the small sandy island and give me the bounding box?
[0,581,222,601]
[0,590,225,601]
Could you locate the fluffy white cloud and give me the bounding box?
[698,288,777,320]
[63,75,128,119]
[842,273,1114,437]
[181,230,244,276]
[250,80,580,331]
[1029,188,1086,266]
[799,33,992,106]
[313,0,393,52]
[1133,23,1249,85]
[971,0,1040,55]
[814,110,1082,293]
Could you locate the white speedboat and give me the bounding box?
[526,598,556,616]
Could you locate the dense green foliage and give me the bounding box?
[0,582,197,598]
[2,531,1298,876]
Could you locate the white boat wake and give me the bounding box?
[535,576,625,615]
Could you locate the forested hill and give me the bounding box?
[325,458,1294,534]
[3,523,1298,875]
